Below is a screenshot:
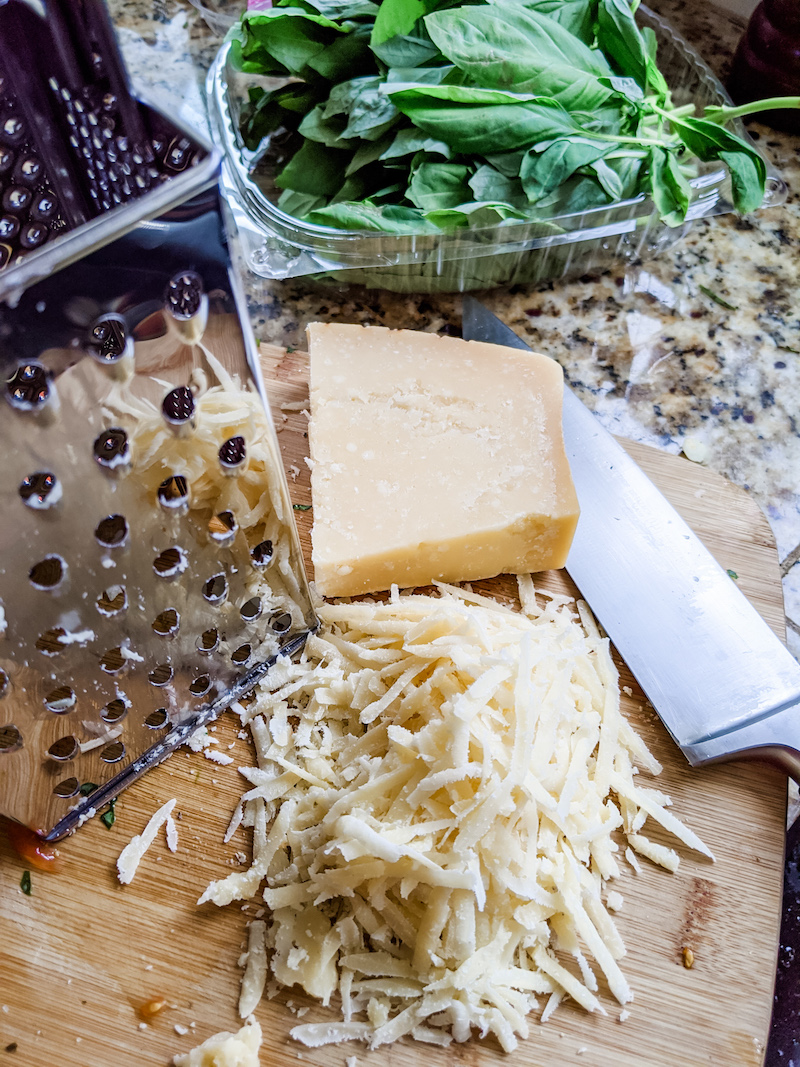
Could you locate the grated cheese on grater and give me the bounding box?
[101,350,306,633]
[200,581,711,1052]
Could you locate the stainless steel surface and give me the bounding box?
[0,187,317,840]
[461,295,800,780]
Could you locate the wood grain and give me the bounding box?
[0,342,787,1067]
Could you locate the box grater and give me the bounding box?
[0,0,317,840]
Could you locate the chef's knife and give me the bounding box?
[462,295,800,780]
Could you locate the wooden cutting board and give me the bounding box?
[0,342,788,1067]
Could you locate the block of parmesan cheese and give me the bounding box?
[307,323,579,597]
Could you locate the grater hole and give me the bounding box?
[99,647,126,674]
[36,628,67,655]
[0,669,8,697]
[154,546,188,579]
[219,435,246,471]
[95,514,128,548]
[19,471,61,510]
[97,585,126,616]
[270,611,293,634]
[240,597,262,622]
[166,271,204,319]
[6,362,50,410]
[44,685,76,713]
[148,664,173,687]
[101,697,128,724]
[232,644,252,666]
[93,427,130,469]
[202,573,227,604]
[208,511,237,545]
[48,736,78,761]
[189,674,211,697]
[53,777,80,798]
[0,724,22,753]
[145,708,168,729]
[152,609,180,636]
[100,741,125,763]
[87,314,129,363]
[157,475,188,511]
[197,628,218,654]
[251,540,273,569]
[29,555,66,590]
[162,386,195,426]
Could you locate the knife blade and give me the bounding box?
[462,295,800,780]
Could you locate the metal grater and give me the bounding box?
[0,2,317,841]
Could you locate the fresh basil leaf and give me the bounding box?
[669,116,766,214]
[388,91,582,153]
[371,0,444,47]
[425,4,612,106]
[389,92,582,153]
[323,77,400,140]
[595,0,648,88]
[598,74,644,104]
[407,161,472,210]
[297,0,379,19]
[604,151,644,198]
[20,870,32,895]
[299,104,358,146]
[278,188,329,215]
[380,126,452,159]
[276,138,351,195]
[648,146,690,226]
[346,133,396,175]
[303,201,440,232]
[591,156,624,199]
[386,82,541,105]
[498,0,597,44]
[100,800,116,830]
[641,25,668,99]
[520,136,609,201]
[719,149,766,214]
[385,64,455,84]
[371,30,442,67]
[423,199,534,229]
[484,150,526,177]
[307,23,374,79]
[241,83,323,150]
[535,173,611,214]
[240,11,346,77]
[468,164,528,206]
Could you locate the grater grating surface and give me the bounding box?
[0,184,317,840]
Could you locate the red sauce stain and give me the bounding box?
[3,818,62,872]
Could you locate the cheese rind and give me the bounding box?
[307,323,579,596]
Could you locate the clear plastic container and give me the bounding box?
[206,5,787,294]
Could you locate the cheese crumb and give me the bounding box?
[172,1017,262,1067]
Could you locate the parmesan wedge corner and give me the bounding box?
[307,323,580,596]
[201,583,711,1052]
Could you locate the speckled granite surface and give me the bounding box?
[107,1,800,1060]
[108,0,800,666]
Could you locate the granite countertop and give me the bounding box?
[108,0,800,1059]
[110,0,800,669]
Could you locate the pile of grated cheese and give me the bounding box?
[199,579,711,1053]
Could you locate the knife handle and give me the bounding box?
[686,700,800,782]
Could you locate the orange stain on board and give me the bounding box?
[3,818,63,872]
